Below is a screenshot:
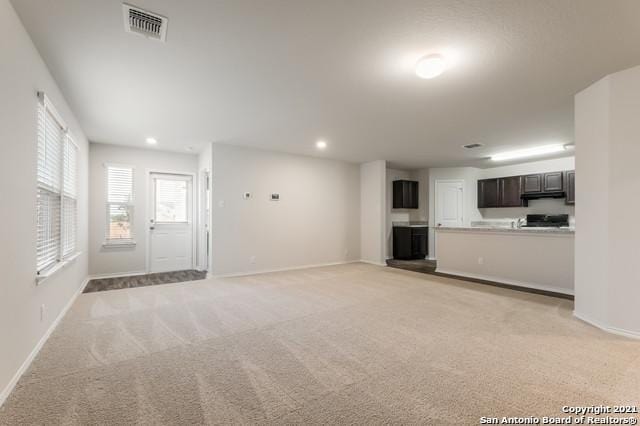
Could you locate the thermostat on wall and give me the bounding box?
[270,193,280,201]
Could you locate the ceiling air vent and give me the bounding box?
[123,3,168,42]
[462,143,484,149]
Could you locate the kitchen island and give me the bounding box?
[435,226,574,295]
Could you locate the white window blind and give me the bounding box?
[62,138,78,256]
[36,93,78,274]
[106,165,134,242]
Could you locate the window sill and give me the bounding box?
[36,252,82,285]
[102,240,137,248]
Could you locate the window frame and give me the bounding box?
[36,92,80,282]
[103,163,136,247]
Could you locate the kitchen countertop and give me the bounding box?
[392,221,428,228]
[435,226,574,235]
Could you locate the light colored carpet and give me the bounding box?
[1,263,638,424]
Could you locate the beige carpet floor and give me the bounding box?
[1,263,638,425]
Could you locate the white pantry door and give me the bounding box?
[149,173,193,273]
[435,180,464,228]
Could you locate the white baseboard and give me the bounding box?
[88,270,146,280]
[359,260,388,267]
[0,276,90,408]
[434,268,574,296]
[212,260,361,278]
[573,311,640,340]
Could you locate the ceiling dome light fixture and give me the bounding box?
[415,54,447,79]
[316,140,327,150]
[146,137,158,145]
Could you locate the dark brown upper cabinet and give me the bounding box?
[499,176,525,207]
[479,170,574,208]
[522,174,543,193]
[477,178,499,208]
[523,172,564,193]
[393,180,419,209]
[543,171,563,192]
[565,170,575,205]
[478,176,525,208]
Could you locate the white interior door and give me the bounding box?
[435,180,464,228]
[149,173,193,273]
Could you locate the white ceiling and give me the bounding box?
[11,0,640,168]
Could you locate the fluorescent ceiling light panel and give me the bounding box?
[490,144,566,161]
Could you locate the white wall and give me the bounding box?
[436,230,574,295]
[88,143,198,276]
[360,161,386,265]
[210,144,361,275]
[575,65,640,337]
[0,0,89,404]
[478,157,575,222]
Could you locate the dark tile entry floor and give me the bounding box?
[84,270,207,293]
[386,258,437,274]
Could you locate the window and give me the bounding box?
[155,178,187,222]
[105,165,134,244]
[36,93,78,275]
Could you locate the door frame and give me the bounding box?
[145,169,197,273]
[434,179,465,227]
[433,179,465,260]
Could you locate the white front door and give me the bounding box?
[149,173,193,273]
[435,180,464,228]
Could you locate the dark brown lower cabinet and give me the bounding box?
[393,226,428,260]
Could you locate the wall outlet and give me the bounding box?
[40,304,45,322]
[249,256,256,264]
[477,257,484,265]
[218,200,225,208]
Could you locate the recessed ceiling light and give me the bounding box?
[490,144,567,162]
[146,137,157,145]
[415,54,447,79]
[316,140,327,150]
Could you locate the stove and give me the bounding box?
[523,214,569,228]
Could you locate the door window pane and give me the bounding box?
[155,179,187,222]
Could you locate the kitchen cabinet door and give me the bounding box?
[565,170,575,205]
[478,179,499,208]
[499,176,524,207]
[543,172,563,192]
[393,180,419,209]
[522,174,543,193]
